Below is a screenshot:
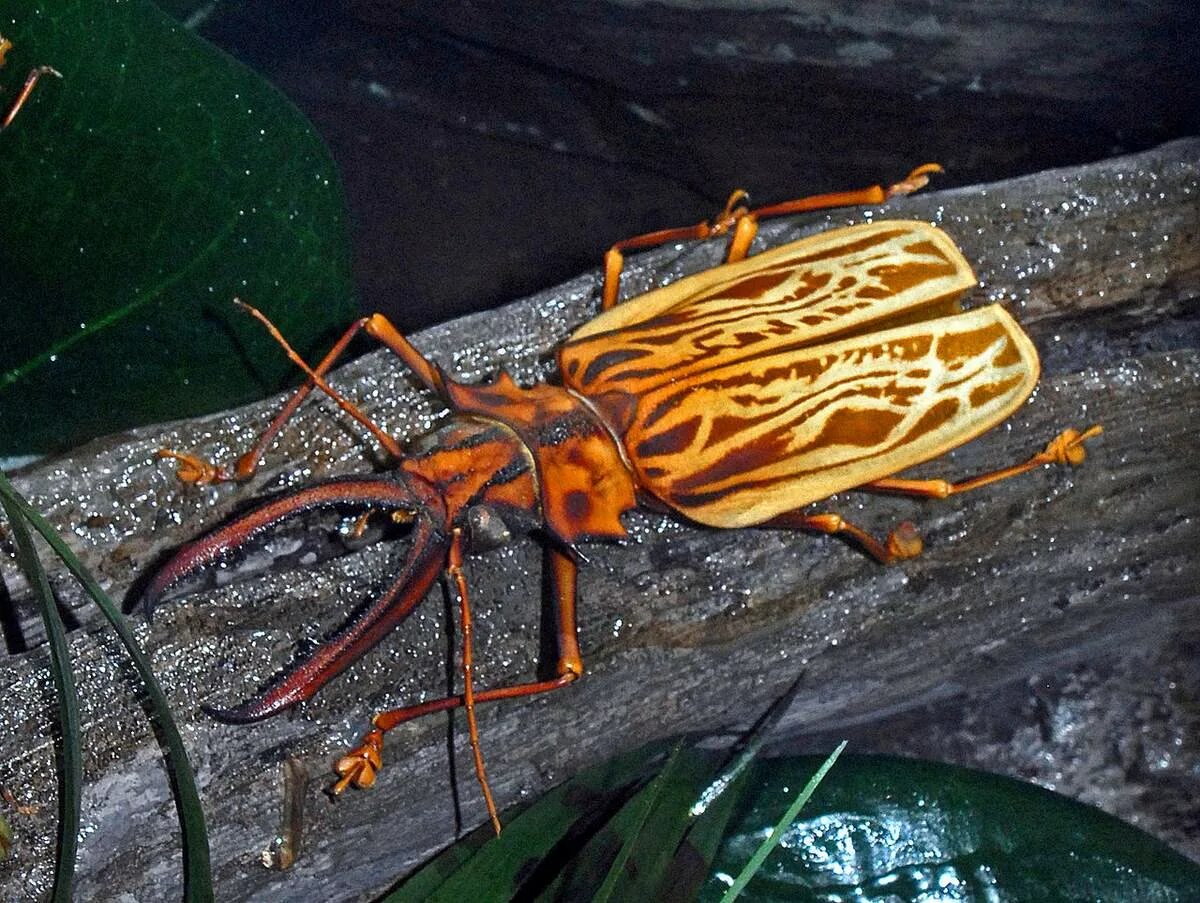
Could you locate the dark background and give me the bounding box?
[184,0,1200,331]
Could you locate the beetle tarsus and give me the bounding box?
[156,448,233,485]
[2,64,61,130]
[332,728,384,794]
[886,521,924,561]
[1042,424,1103,467]
[886,162,944,198]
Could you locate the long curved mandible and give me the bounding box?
[203,512,450,723]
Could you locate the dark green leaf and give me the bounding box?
[384,743,667,902]
[0,0,356,453]
[0,483,81,902]
[0,472,214,902]
[703,755,1200,902]
[591,744,720,902]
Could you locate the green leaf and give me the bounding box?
[0,1,356,454]
[0,486,81,902]
[0,472,214,901]
[704,754,1200,901]
[385,743,667,902]
[717,742,845,903]
[590,744,720,902]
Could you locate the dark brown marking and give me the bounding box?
[581,348,652,386]
[900,397,960,444]
[635,415,703,459]
[788,228,910,264]
[993,337,1022,367]
[563,490,591,522]
[670,427,792,494]
[811,405,904,448]
[718,269,794,301]
[937,323,1002,363]
[866,259,958,295]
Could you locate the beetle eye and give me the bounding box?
[466,505,512,551]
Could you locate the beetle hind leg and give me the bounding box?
[599,164,943,310]
[861,425,1103,499]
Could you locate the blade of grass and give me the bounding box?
[0,810,11,859]
[530,743,691,902]
[717,740,847,903]
[656,672,810,901]
[590,742,710,903]
[690,671,807,822]
[658,761,753,903]
[0,472,213,902]
[0,489,80,903]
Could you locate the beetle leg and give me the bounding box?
[2,65,61,130]
[861,425,1103,499]
[333,545,583,796]
[447,527,502,834]
[766,511,924,565]
[600,164,943,310]
[602,221,720,311]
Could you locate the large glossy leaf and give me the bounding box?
[0,1,356,454]
[704,755,1200,901]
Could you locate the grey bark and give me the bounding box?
[0,138,1198,900]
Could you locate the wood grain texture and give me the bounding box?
[0,139,1197,899]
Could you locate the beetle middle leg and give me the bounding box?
[332,546,583,800]
[600,163,943,311]
[766,511,924,565]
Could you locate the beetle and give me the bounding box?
[145,166,1101,832]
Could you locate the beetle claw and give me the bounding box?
[332,728,385,795]
[157,449,231,485]
[887,521,924,560]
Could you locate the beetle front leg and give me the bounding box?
[446,528,502,834]
[333,546,584,799]
[159,307,446,485]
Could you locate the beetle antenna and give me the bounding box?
[233,299,404,460]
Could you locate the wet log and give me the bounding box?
[0,138,1197,899]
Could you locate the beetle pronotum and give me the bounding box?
[146,167,1101,833]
